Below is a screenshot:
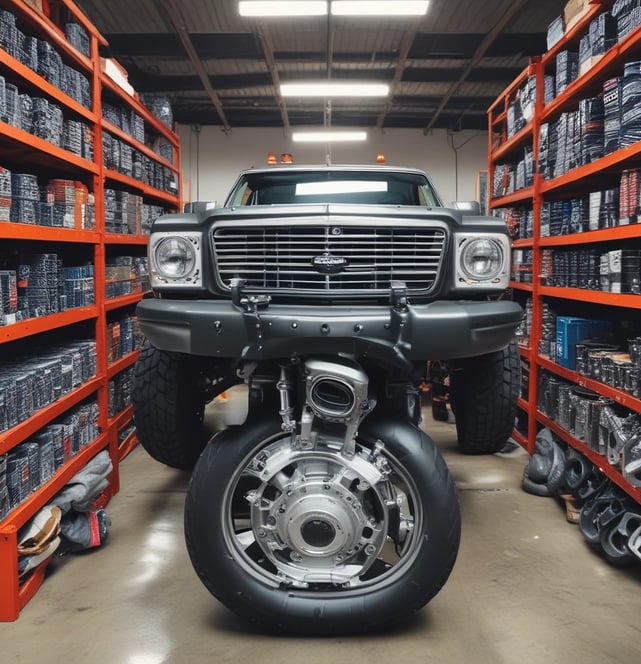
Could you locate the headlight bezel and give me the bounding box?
[149,231,203,288]
[454,233,510,289]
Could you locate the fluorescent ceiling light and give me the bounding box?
[281,82,389,97]
[332,1,429,15]
[239,1,328,16]
[292,130,368,142]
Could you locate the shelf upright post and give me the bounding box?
[90,20,118,496]
[527,56,544,454]
[0,525,20,621]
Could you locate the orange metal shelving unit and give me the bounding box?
[488,0,641,506]
[0,0,181,620]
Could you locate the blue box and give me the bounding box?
[555,316,612,369]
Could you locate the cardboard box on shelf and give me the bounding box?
[579,53,604,77]
[100,58,135,97]
[23,0,45,15]
[564,0,590,33]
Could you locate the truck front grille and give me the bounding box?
[213,225,447,295]
[212,225,446,296]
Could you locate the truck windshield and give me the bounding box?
[226,170,441,207]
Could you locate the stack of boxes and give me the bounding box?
[3,400,99,512]
[541,244,639,296]
[105,256,149,299]
[0,166,95,229]
[104,188,163,235]
[0,340,97,435]
[0,9,92,110]
[108,367,134,418]
[103,132,177,194]
[106,315,141,364]
[0,253,95,323]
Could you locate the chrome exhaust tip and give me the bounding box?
[305,358,369,423]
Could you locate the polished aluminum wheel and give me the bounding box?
[223,434,419,589]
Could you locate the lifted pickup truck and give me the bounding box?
[133,164,522,634]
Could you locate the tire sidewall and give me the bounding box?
[185,416,460,634]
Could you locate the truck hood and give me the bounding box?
[198,204,508,232]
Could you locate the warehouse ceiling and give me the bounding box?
[74,0,564,133]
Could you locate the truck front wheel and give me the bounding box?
[133,342,229,469]
[185,415,461,634]
[449,339,520,455]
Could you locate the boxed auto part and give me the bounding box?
[589,188,619,229]
[570,386,612,452]
[575,340,619,376]
[612,0,641,41]
[556,50,579,95]
[579,12,617,76]
[620,61,641,148]
[556,316,612,369]
[603,76,623,154]
[0,270,18,325]
[579,96,604,164]
[602,249,641,293]
[564,0,590,32]
[547,14,565,49]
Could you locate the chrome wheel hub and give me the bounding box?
[234,436,413,587]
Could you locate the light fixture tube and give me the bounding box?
[292,131,368,142]
[331,1,429,15]
[239,1,328,16]
[281,82,389,97]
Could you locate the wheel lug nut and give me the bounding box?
[365,544,376,555]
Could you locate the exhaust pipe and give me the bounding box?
[305,358,370,424]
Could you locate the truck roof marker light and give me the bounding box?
[376,152,386,164]
[267,152,278,164]
[281,153,294,164]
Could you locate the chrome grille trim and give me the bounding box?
[212,222,447,295]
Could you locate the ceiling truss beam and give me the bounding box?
[159,0,231,131]
[256,21,290,133]
[376,29,417,130]
[424,0,528,133]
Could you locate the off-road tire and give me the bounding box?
[449,339,520,455]
[133,342,211,469]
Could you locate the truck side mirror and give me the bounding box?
[452,201,482,215]
[183,201,217,214]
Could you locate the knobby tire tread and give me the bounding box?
[450,340,520,455]
[133,343,207,469]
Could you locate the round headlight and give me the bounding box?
[460,238,503,281]
[154,237,196,279]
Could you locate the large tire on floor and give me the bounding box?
[185,415,461,635]
[449,339,520,455]
[133,342,214,469]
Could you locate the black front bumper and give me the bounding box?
[137,295,522,366]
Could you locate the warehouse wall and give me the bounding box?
[177,125,489,207]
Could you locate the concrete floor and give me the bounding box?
[2,390,641,664]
